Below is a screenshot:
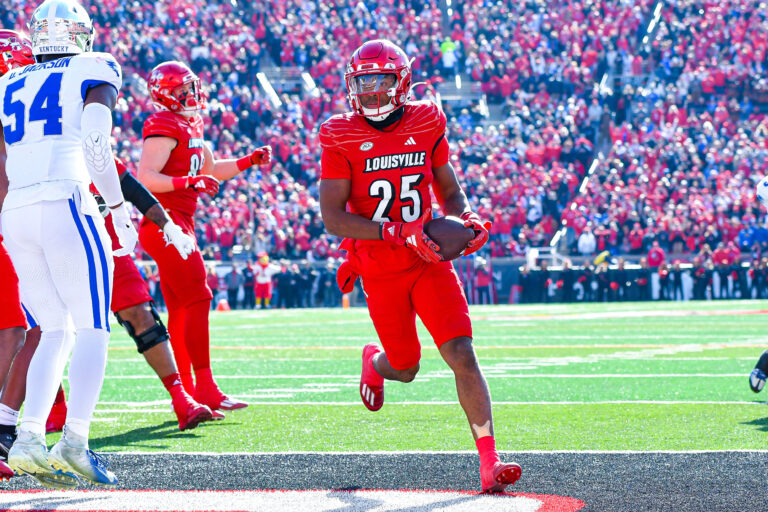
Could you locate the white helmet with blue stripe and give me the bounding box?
[28,0,93,57]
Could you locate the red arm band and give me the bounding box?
[171,177,188,191]
[236,155,252,171]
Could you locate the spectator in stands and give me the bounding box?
[242,262,255,309]
[315,259,339,307]
[226,265,243,310]
[717,259,731,300]
[560,259,575,303]
[206,266,220,310]
[518,265,534,304]
[658,263,671,301]
[475,259,492,305]
[539,260,551,303]
[647,241,666,269]
[671,262,685,301]
[636,258,650,301]
[577,225,597,256]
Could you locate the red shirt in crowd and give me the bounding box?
[647,246,666,267]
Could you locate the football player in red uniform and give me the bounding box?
[0,156,214,449]
[319,40,521,493]
[137,61,271,412]
[0,29,36,480]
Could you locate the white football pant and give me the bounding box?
[2,190,113,439]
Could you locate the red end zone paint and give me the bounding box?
[1,488,585,511]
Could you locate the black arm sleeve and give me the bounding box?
[120,172,160,215]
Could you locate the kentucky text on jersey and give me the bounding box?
[9,57,72,79]
[189,137,204,149]
[364,151,427,172]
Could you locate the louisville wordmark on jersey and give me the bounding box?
[319,100,449,224]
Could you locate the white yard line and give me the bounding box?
[93,400,766,412]
[89,373,748,380]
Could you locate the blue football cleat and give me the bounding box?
[749,368,766,393]
[48,427,117,487]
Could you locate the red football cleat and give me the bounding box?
[0,459,13,481]
[210,410,225,420]
[481,461,522,493]
[46,399,67,434]
[360,343,384,411]
[173,395,213,431]
[194,384,248,411]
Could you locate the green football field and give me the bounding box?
[52,301,768,453]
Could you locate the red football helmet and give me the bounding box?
[0,30,34,77]
[344,39,412,121]
[148,61,206,115]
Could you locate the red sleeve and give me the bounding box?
[114,157,128,177]
[431,103,449,166]
[432,135,449,167]
[143,113,180,140]
[320,148,352,179]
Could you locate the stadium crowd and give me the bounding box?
[4,0,768,306]
[1,0,653,264]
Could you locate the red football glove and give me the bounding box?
[381,209,442,264]
[461,211,491,256]
[237,145,272,170]
[336,260,359,293]
[172,175,220,196]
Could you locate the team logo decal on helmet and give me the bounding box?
[29,0,94,57]
[148,61,207,115]
[0,30,34,76]
[345,39,412,121]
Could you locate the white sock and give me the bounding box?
[65,328,109,439]
[20,330,69,437]
[0,404,19,426]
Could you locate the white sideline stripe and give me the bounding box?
[94,400,767,411]
[106,449,768,455]
[0,490,542,512]
[103,344,768,352]
[88,373,749,380]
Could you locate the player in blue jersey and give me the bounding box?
[0,0,137,489]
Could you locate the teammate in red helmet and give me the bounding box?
[137,61,271,412]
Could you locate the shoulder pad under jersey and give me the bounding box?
[72,52,122,100]
[143,110,184,140]
[319,112,374,150]
[403,100,447,137]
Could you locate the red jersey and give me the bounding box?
[142,110,206,219]
[320,101,450,275]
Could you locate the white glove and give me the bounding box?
[110,204,139,257]
[163,222,196,260]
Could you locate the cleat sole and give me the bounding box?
[180,409,213,431]
[10,452,79,490]
[13,465,78,490]
[218,402,248,411]
[49,459,116,488]
[482,464,522,494]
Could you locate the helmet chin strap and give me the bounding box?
[361,103,396,121]
[360,89,397,121]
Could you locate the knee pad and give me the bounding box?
[116,302,169,354]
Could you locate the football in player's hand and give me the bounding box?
[424,216,475,261]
